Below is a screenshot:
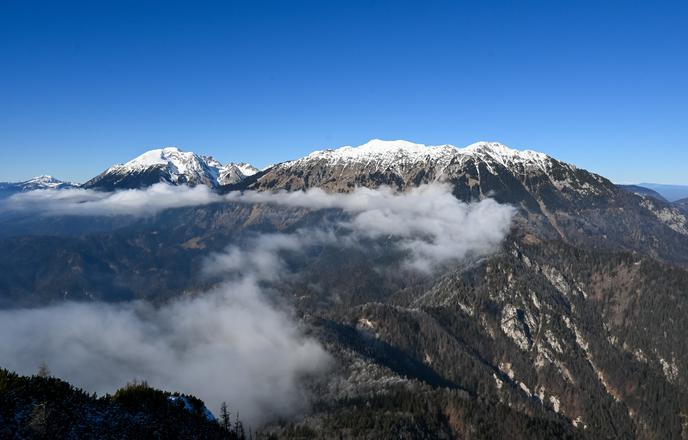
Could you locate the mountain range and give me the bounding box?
[12,139,687,261]
[2,139,688,438]
[4,140,684,214]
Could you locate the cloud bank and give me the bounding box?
[3,183,515,270]
[1,183,221,216]
[226,184,516,271]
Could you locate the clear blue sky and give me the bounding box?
[1,0,687,183]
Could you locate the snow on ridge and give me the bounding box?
[115,147,199,173]
[289,139,552,170]
[27,175,57,181]
[10,175,77,189]
[25,175,66,186]
[300,139,456,163]
[236,163,259,176]
[104,147,258,186]
[201,155,224,169]
[461,141,548,162]
[459,141,550,170]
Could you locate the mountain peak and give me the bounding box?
[0,175,75,197]
[357,139,434,151]
[243,138,598,196]
[459,141,549,169]
[123,147,193,170]
[461,141,509,152]
[24,175,75,187]
[27,175,58,183]
[85,147,258,190]
[235,163,259,176]
[300,139,456,164]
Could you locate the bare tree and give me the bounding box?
[234,412,245,439]
[37,362,50,378]
[219,401,231,431]
[27,402,49,437]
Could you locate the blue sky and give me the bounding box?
[1,0,687,183]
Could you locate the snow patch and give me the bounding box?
[659,356,679,383]
[236,163,259,176]
[493,373,504,390]
[549,395,561,413]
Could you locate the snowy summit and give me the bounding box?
[292,139,552,172]
[83,147,258,190]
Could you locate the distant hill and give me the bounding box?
[675,197,688,213]
[0,176,76,199]
[616,184,668,202]
[637,182,688,202]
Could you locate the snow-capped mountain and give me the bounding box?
[287,139,547,168]
[233,139,688,262]
[19,175,76,190]
[242,139,612,198]
[0,175,76,198]
[82,147,257,190]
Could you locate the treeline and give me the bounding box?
[271,386,580,439]
[0,367,247,440]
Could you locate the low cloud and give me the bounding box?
[1,183,221,216]
[226,184,515,271]
[203,229,340,279]
[0,276,331,425]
